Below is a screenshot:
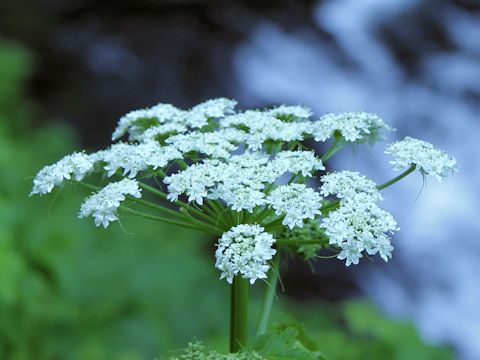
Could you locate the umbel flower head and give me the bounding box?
[31,98,458,282]
[215,224,276,284]
[385,136,458,181]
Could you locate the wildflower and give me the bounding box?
[311,111,392,142]
[320,171,382,202]
[268,104,313,120]
[189,97,237,119]
[322,195,398,266]
[220,111,312,149]
[112,103,183,140]
[164,150,323,211]
[30,152,96,195]
[266,184,323,229]
[98,141,182,178]
[166,129,246,158]
[215,224,276,284]
[78,178,141,228]
[112,98,237,141]
[269,150,325,177]
[31,98,456,271]
[136,123,188,142]
[385,136,458,181]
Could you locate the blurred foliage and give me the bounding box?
[0,40,32,133]
[0,40,454,360]
[0,40,228,360]
[166,302,453,360]
[271,301,454,360]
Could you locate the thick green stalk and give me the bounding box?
[256,254,281,336]
[230,277,249,352]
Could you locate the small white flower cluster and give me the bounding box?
[112,98,237,141]
[268,104,313,119]
[79,178,142,228]
[30,152,96,195]
[385,136,458,181]
[322,195,397,266]
[320,171,382,202]
[112,103,184,141]
[164,151,324,212]
[220,110,312,149]
[312,112,392,142]
[266,184,323,229]
[99,141,182,177]
[215,224,276,284]
[320,171,396,266]
[272,150,325,177]
[165,128,247,158]
[136,123,188,142]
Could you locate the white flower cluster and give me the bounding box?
[320,170,395,266]
[99,141,182,177]
[31,152,96,195]
[79,178,142,228]
[322,195,397,266]
[164,151,324,212]
[215,224,276,284]
[220,110,313,149]
[269,104,313,119]
[112,98,237,141]
[31,100,386,200]
[266,184,323,229]
[136,123,188,142]
[112,103,183,141]
[165,128,247,158]
[272,150,325,177]
[312,112,392,142]
[320,171,382,202]
[385,136,458,181]
[31,99,458,272]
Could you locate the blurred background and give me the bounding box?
[0,0,479,359]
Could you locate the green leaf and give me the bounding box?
[251,325,326,360]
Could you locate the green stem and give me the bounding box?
[256,253,281,336]
[119,206,201,231]
[255,207,274,224]
[180,208,222,235]
[276,238,327,245]
[230,277,249,352]
[321,134,345,162]
[139,182,211,219]
[377,164,417,190]
[75,181,100,192]
[263,216,284,230]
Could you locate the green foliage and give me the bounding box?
[0,40,33,133]
[164,341,262,360]
[163,325,326,360]
[251,326,325,360]
[0,40,228,360]
[272,301,454,360]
